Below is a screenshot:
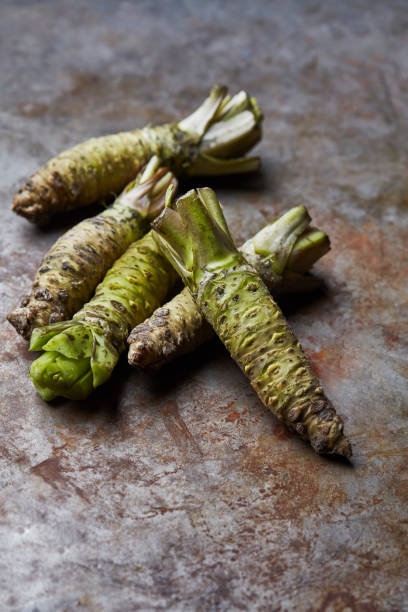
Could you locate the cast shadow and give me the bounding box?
[47,352,129,425]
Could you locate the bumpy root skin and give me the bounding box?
[151,188,352,458]
[30,232,178,400]
[8,162,175,339]
[13,85,263,224]
[128,287,212,369]
[8,209,146,339]
[12,127,185,224]
[128,208,330,370]
[72,232,178,352]
[200,263,351,457]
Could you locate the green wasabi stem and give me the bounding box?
[152,188,352,458]
[8,156,175,340]
[29,230,178,401]
[286,228,329,273]
[12,85,262,224]
[127,207,330,369]
[30,351,93,401]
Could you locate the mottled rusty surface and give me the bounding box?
[1,1,408,610]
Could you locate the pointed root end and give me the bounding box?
[311,433,353,459]
[127,325,158,368]
[127,344,146,367]
[7,307,36,340]
[12,190,49,224]
[331,435,353,458]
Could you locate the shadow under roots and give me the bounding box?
[179,166,268,197]
[277,284,328,318]
[30,200,110,236]
[321,452,354,467]
[141,337,227,399]
[48,353,129,423]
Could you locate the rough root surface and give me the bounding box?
[128,287,213,369]
[12,125,187,223]
[197,262,352,457]
[8,207,146,339]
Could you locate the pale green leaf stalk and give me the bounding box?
[8,157,175,340]
[152,188,352,457]
[12,85,262,224]
[29,231,178,401]
[128,207,330,370]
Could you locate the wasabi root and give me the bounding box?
[128,206,329,369]
[29,229,178,401]
[8,157,175,339]
[12,86,262,223]
[152,188,352,457]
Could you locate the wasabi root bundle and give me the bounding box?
[8,157,175,339]
[12,85,262,224]
[152,188,352,457]
[13,82,354,457]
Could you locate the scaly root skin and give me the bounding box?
[128,208,330,370]
[30,232,178,401]
[8,158,175,340]
[12,131,153,224]
[128,287,213,369]
[12,85,262,223]
[203,264,351,458]
[151,188,352,458]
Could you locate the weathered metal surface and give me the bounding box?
[1,0,407,610]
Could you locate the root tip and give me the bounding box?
[7,308,32,340]
[332,435,353,458]
[127,344,145,367]
[12,190,49,224]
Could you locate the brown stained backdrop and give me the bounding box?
[1,1,408,610]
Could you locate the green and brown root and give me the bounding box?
[128,287,213,369]
[29,232,178,401]
[128,206,329,369]
[8,157,175,340]
[152,188,352,457]
[202,263,351,457]
[12,85,262,223]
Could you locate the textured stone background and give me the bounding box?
[1,1,408,610]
